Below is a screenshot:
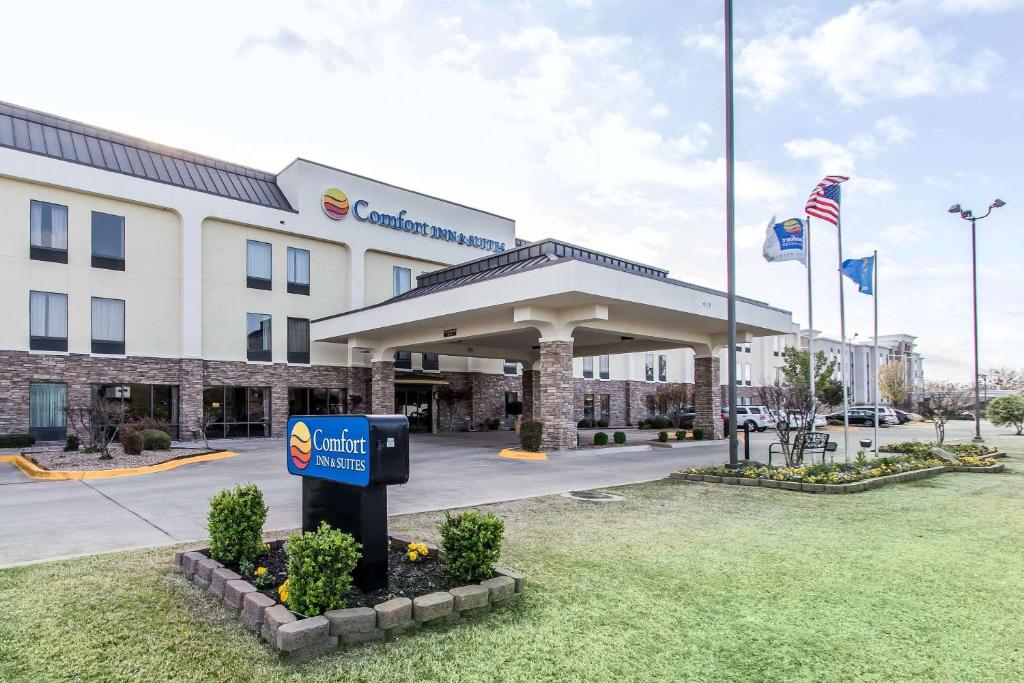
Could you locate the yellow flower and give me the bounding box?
[255,566,267,577]
[408,550,419,562]
[278,578,290,603]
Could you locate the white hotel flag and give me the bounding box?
[762,217,807,264]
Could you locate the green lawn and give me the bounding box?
[2,435,1023,682]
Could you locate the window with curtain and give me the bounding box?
[30,200,69,262]
[29,291,68,351]
[287,317,310,364]
[246,313,271,361]
[744,363,752,386]
[600,394,611,423]
[91,297,125,354]
[247,240,272,289]
[599,355,609,380]
[29,382,66,439]
[658,354,667,382]
[422,353,439,371]
[503,360,518,375]
[393,266,411,296]
[394,350,412,370]
[645,353,654,381]
[735,361,743,386]
[287,247,310,294]
[583,394,595,420]
[91,211,125,270]
[582,356,593,379]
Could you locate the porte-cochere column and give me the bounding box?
[371,360,395,415]
[521,366,539,421]
[538,340,575,451]
[693,355,724,439]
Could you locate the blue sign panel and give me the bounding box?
[287,415,371,487]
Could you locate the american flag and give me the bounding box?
[805,175,849,226]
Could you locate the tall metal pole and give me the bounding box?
[970,217,982,443]
[837,215,850,459]
[807,216,816,434]
[873,250,879,456]
[724,0,738,464]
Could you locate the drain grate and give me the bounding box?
[562,490,624,502]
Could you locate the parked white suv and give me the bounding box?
[730,405,775,432]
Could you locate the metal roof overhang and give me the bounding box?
[312,258,792,361]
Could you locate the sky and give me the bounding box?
[1,0,1022,381]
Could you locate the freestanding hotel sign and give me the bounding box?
[287,415,409,590]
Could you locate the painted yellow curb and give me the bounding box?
[498,448,547,461]
[0,450,237,480]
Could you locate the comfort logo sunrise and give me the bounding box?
[289,421,312,470]
[322,188,350,220]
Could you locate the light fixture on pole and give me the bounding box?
[947,198,1006,443]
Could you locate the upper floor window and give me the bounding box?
[735,361,743,386]
[645,353,654,381]
[393,266,412,296]
[744,362,752,386]
[247,240,272,290]
[91,212,125,271]
[503,360,518,375]
[29,291,68,351]
[658,354,667,382]
[582,356,594,379]
[422,353,439,372]
[30,200,68,263]
[599,355,610,380]
[287,247,310,295]
[287,317,310,364]
[91,297,125,355]
[394,350,412,370]
[246,313,271,361]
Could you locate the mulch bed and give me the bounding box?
[22,445,214,471]
[246,543,465,609]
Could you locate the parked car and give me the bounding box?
[893,409,912,424]
[777,410,827,429]
[954,412,978,420]
[825,408,894,427]
[876,407,900,424]
[671,407,696,429]
[722,405,775,432]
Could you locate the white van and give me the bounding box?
[731,405,775,432]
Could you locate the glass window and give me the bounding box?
[422,353,439,371]
[394,350,412,370]
[744,363,752,386]
[287,247,310,294]
[91,297,125,354]
[503,360,518,375]
[393,266,411,296]
[246,240,272,288]
[583,394,595,420]
[152,385,179,428]
[658,355,667,382]
[735,361,743,386]
[246,313,271,361]
[328,388,345,415]
[288,387,309,416]
[30,200,68,259]
[504,391,518,417]
[29,291,68,351]
[599,355,609,380]
[29,382,66,440]
[287,317,310,364]
[310,388,329,415]
[91,211,125,269]
[645,353,654,381]
[600,394,610,423]
[582,356,593,379]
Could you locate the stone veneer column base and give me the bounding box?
[538,340,575,451]
[347,366,371,414]
[371,361,395,415]
[179,359,204,439]
[694,356,724,439]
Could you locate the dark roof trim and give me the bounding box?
[288,158,515,223]
[0,101,295,213]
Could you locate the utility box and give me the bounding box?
[286,414,410,591]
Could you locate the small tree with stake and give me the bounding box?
[63,393,126,460]
[923,381,974,446]
[755,380,814,466]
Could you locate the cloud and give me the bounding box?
[737,2,1004,105]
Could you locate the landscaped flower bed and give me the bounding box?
[672,451,1004,493]
[879,441,1002,458]
[22,445,214,471]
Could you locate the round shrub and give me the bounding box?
[129,417,172,437]
[439,510,504,581]
[519,420,543,452]
[676,430,687,441]
[577,419,594,428]
[64,434,80,452]
[285,521,361,615]
[658,431,669,443]
[485,417,501,430]
[613,431,627,445]
[692,428,705,441]
[207,483,268,566]
[594,431,609,446]
[139,429,171,451]
[121,431,144,455]
[596,419,609,428]
[652,416,671,430]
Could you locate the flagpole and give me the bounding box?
[807,216,816,445]
[873,250,879,456]
[837,214,850,460]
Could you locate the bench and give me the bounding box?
[768,431,836,466]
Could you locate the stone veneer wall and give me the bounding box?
[470,373,521,428]
[538,340,575,450]
[370,361,395,415]
[572,379,628,425]
[694,357,724,439]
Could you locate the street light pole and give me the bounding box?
[948,199,1005,444]
[724,0,738,464]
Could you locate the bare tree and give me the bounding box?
[755,381,814,466]
[653,384,691,427]
[987,367,1024,391]
[923,381,973,446]
[438,385,472,432]
[197,408,221,450]
[63,396,126,460]
[878,360,909,407]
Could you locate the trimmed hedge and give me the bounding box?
[613,431,627,445]
[596,419,609,428]
[122,431,144,455]
[692,428,705,441]
[285,521,361,616]
[519,420,543,452]
[594,431,609,446]
[676,430,687,441]
[439,510,504,582]
[139,429,171,451]
[0,433,35,448]
[651,416,671,430]
[577,419,595,428]
[208,483,268,566]
[658,431,669,443]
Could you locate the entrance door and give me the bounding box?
[395,385,433,433]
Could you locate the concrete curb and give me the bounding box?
[0,450,237,480]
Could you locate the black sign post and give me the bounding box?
[287,414,409,592]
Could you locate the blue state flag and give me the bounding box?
[762,216,806,264]
[841,255,874,295]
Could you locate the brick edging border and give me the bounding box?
[173,535,524,661]
[669,461,1005,494]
